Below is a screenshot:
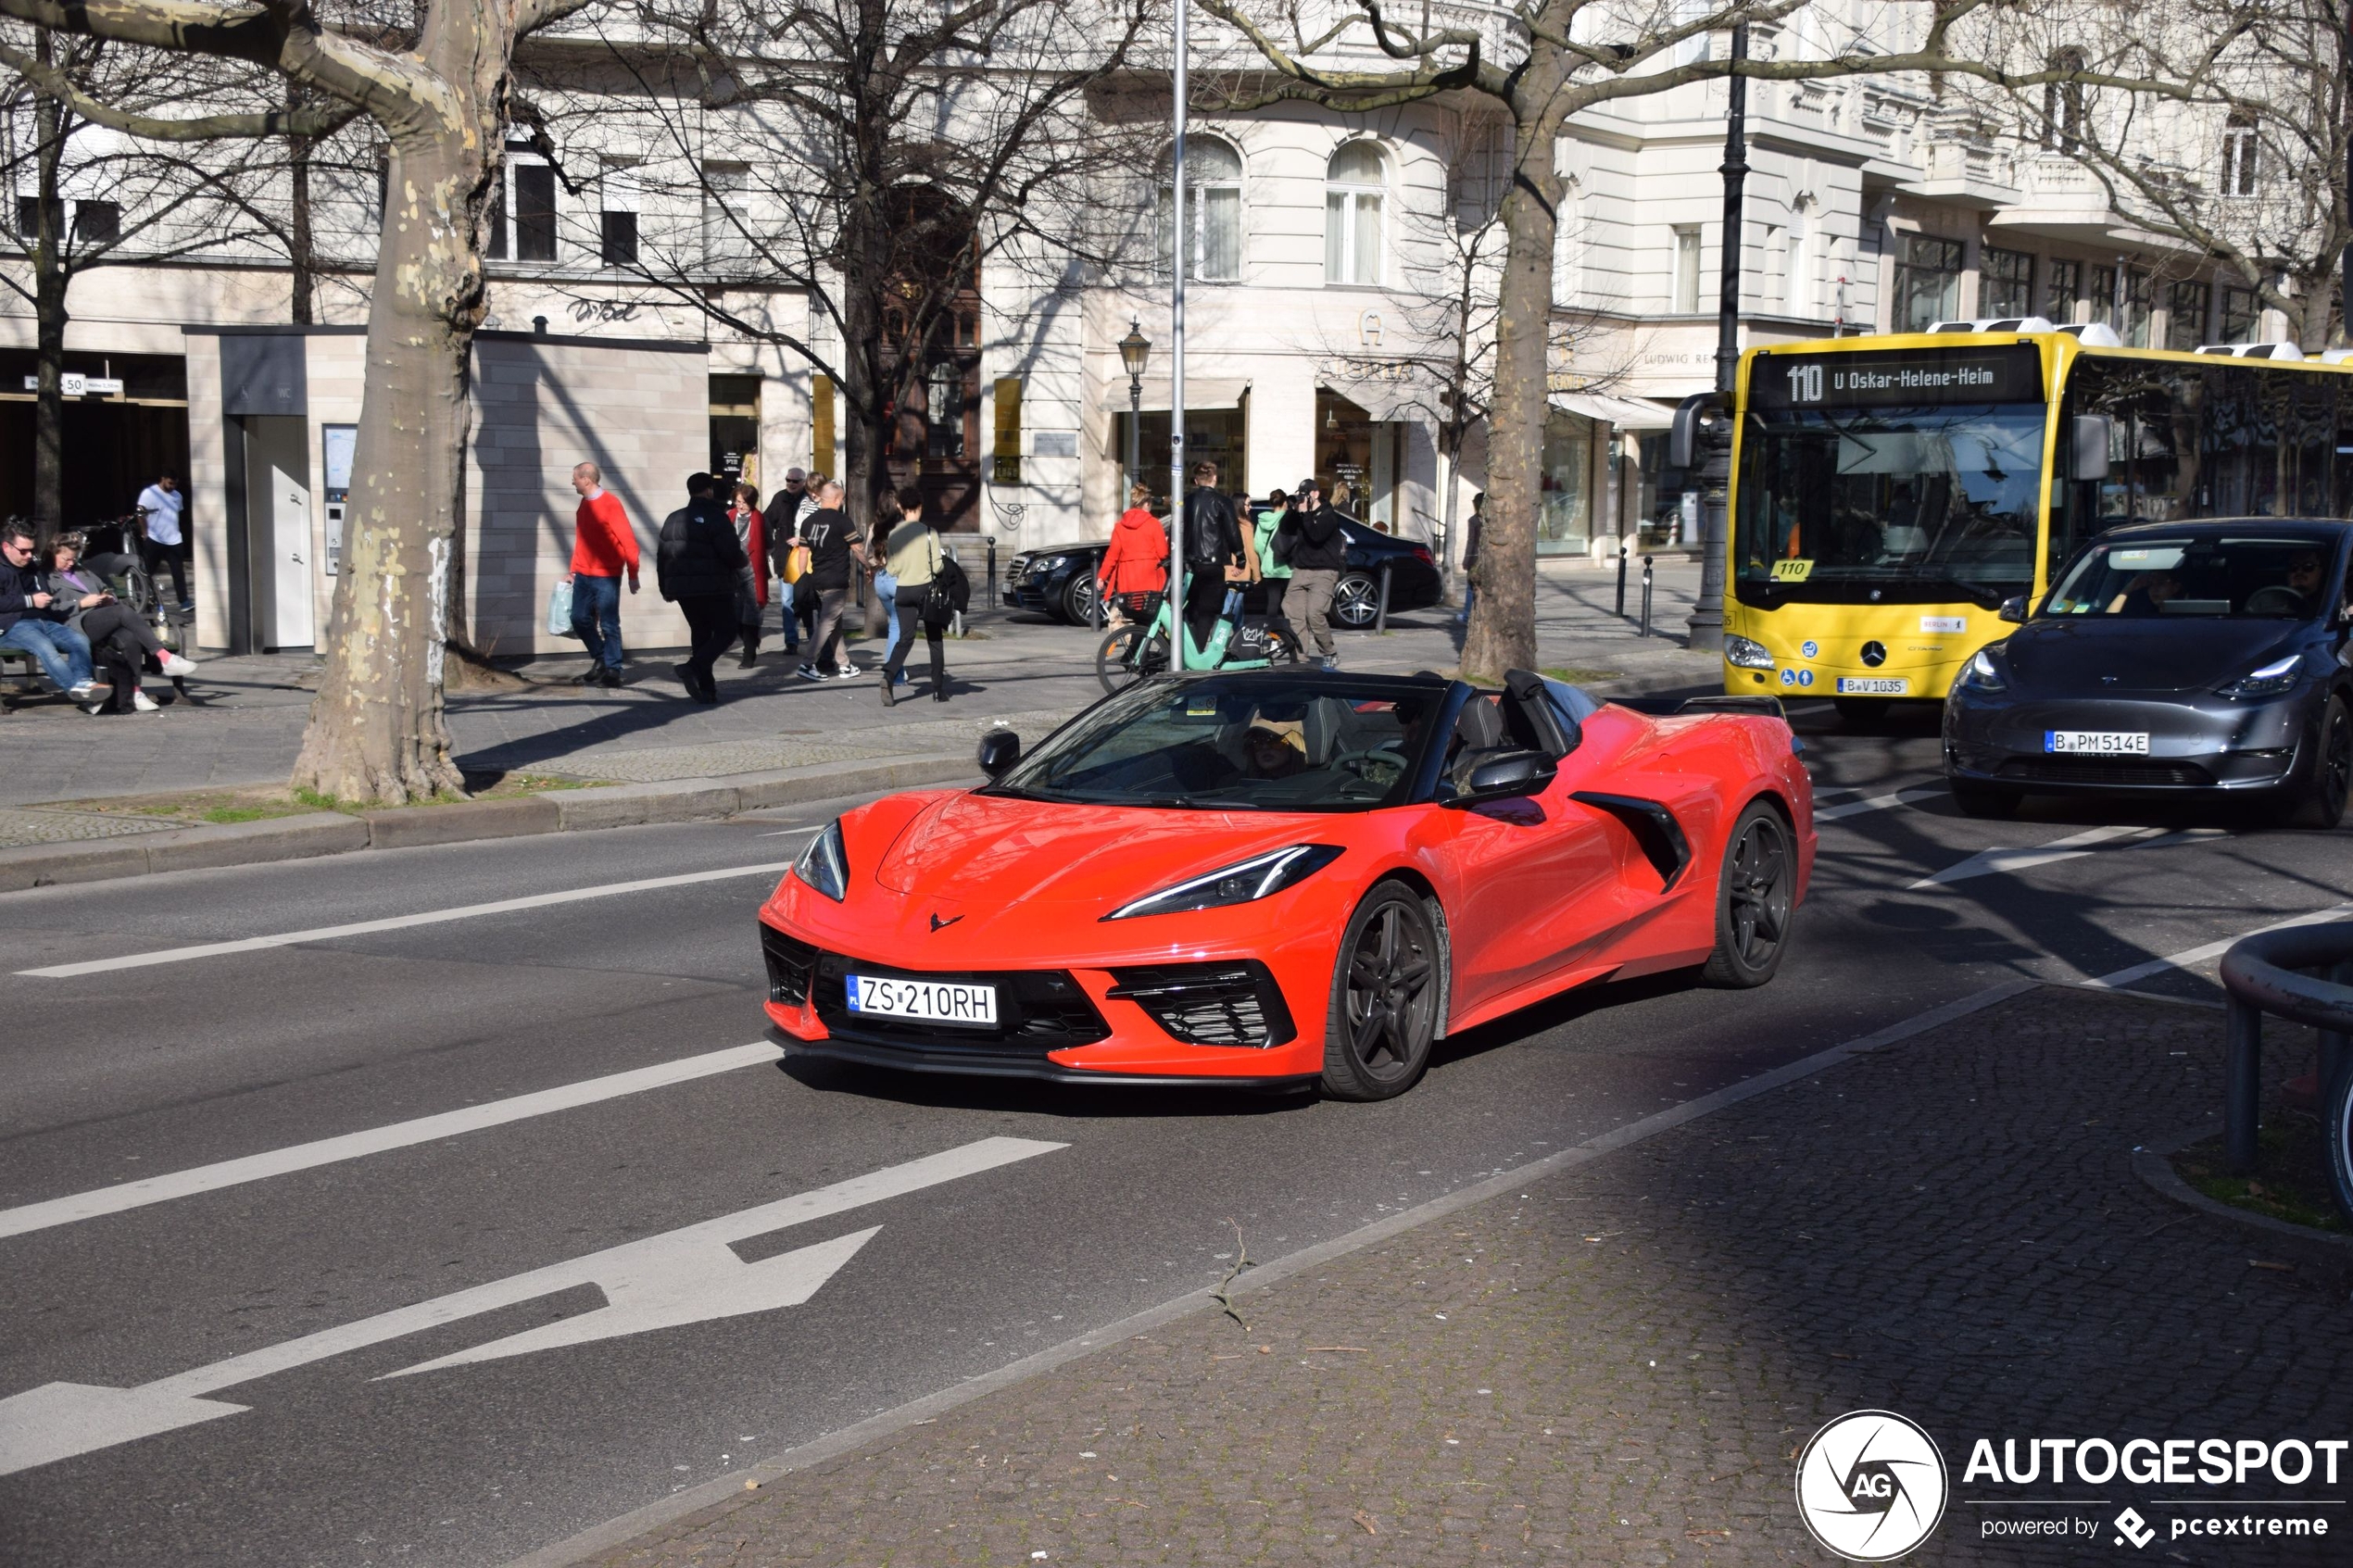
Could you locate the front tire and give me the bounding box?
[1062,571,1100,627]
[1095,625,1166,696]
[1332,571,1380,629]
[2284,694,2353,828]
[1703,801,1795,987]
[1321,883,1443,1101]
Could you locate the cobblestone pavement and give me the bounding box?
[3,562,1710,812]
[582,987,2353,1568]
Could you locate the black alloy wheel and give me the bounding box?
[2290,694,2353,828]
[1062,570,1100,627]
[1331,571,1381,629]
[1321,883,1443,1101]
[1703,801,1794,987]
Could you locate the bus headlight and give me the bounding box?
[1725,635,1775,671]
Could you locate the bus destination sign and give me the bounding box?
[1751,344,2043,409]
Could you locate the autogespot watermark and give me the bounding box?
[1793,1411,2348,1559]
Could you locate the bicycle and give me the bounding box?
[1095,581,1302,695]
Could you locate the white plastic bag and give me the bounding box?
[547,577,580,638]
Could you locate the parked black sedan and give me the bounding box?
[1943,520,2353,825]
[1004,516,1442,628]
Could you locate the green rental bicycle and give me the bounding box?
[1095,579,1302,696]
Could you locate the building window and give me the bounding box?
[2090,263,2117,328]
[703,161,749,268]
[1782,207,1811,315]
[2222,113,2259,197]
[71,200,118,245]
[1157,136,1241,282]
[599,161,638,269]
[1894,233,1963,332]
[14,194,56,240]
[2046,257,2084,321]
[1324,141,1385,286]
[1981,246,2034,318]
[490,153,558,263]
[2166,280,2211,350]
[2120,267,2151,345]
[926,360,967,459]
[1671,225,1702,313]
[2221,283,2260,342]
[2043,48,2085,153]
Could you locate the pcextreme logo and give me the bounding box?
[1794,1410,1950,1562]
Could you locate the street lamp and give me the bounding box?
[1687,20,1749,657]
[1120,318,1151,494]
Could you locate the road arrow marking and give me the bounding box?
[1908,824,2171,888]
[0,1135,1063,1476]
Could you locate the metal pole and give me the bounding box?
[1168,0,1189,669]
[987,537,997,610]
[2344,6,2352,346]
[1689,21,1747,658]
[2225,995,2263,1175]
[1375,561,1393,633]
[1127,381,1142,494]
[1615,538,1629,619]
[1640,556,1654,638]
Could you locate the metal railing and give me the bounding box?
[2217,923,2353,1221]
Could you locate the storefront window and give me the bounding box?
[1540,415,1592,555]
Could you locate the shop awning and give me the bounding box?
[1550,391,1675,431]
[1101,378,1251,413]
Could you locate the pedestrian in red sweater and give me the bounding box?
[569,461,640,687]
[1099,482,1168,625]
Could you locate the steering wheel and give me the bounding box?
[1330,744,1406,785]
[2245,585,2307,617]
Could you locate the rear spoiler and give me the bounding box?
[1610,694,1787,721]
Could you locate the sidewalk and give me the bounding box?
[561,986,2353,1568]
[1,563,1713,831]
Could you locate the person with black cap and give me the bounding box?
[1287,476,1347,670]
[656,470,748,703]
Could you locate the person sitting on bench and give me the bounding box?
[44,530,197,712]
[0,518,100,707]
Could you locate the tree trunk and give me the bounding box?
[290,6,505,804]
[287,123,315,325]
[29,57,66,537]
[1459,98,1563,682]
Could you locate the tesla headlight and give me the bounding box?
[793,819,849,902]
[1725,634,1775,671]
[1103,844,1345,922]
[2221,653,2303,699]
[1958,647,2007,692]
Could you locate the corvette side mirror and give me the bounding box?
[977,729,1021,780]
[1446,749,1556,808]
[1998,596,2028,623]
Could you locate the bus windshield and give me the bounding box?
[1735,402,2045,608]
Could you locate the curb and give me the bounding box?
[2130,1123,2353,1268]
[0,753,976,893]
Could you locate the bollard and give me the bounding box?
[987,538,998,610]
[1639,556,1655,638]
[1092,569,1105,630]
[1616,539,1629,619]
[1375,562,1393,633]
[2226,995,2264,1174]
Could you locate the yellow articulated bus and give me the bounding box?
[1718,322,2353,720]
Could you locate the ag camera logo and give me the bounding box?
[1795,1410,1949,1561]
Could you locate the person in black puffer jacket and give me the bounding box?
[657,471,749,704]
[1285,477,1348,668]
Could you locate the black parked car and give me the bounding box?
[1004,515,1441,628]
[1943,519,2353,825]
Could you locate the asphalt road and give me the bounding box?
[3,701,2349,1567]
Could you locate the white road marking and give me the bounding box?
[0,1042,784,1241]
[17,861,801,979]
[0,1135,1065,1476]
[1909,824,2168,888]
[1816,785,1944,822]
[2085,902,2353,990]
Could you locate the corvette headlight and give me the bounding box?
[1958,647,2007,692]
[2220,653,2302,699]
[793,819,849,902]
[1103,844,1344,922]
[1725,635,1775,671]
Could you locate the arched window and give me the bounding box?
[1157,137,1241,282]
[1325,141,1386,285]
[2222,112,2259,197]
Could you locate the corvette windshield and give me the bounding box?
[987,675,1446,810]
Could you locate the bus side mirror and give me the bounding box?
[2071,416,2112,483]
[1999,596,2028,623]
[1667,392,1726,470]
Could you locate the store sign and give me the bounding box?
[1751,345,2043,409]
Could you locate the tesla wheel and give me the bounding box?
[1332,572,1380,629]
[1321,883,1443,1101]
[1096,625,1166,696]
[2286,695,2353,829]
[1062,571,1099,626]
[2327,1060,2353,1226]
[1703,801,1794,988]
[1949,778,2021,820]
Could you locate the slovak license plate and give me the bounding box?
[2045,731,2150,755]
[846,972,998,1025]
[1835,677,1907,695]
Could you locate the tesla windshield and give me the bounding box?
[987,675,1449,810]
[2043,533,2344,620]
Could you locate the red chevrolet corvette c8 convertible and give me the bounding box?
[758,668,1815,1100]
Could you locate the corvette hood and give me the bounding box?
[866,792,1326,908]
[2001,618,2305,696]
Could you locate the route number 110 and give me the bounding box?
[1784,364,1825,403]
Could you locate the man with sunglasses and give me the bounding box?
[1,520,99,706]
